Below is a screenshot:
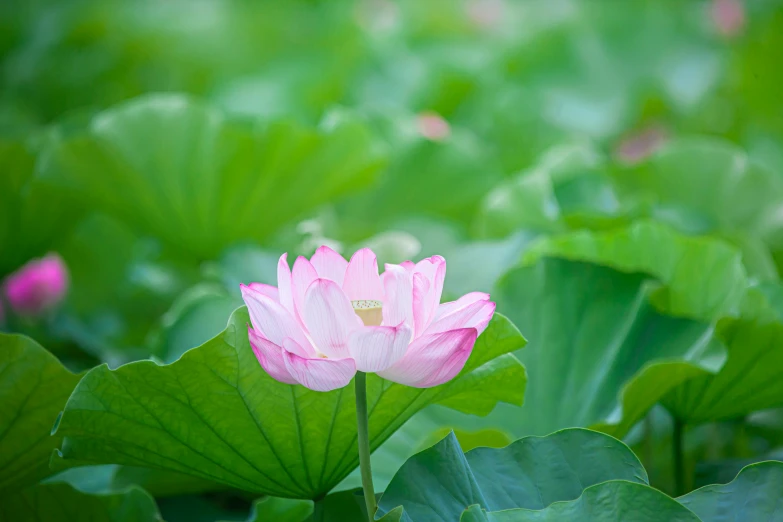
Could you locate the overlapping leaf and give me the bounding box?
[375,428,647,521]
[475,144,625,239]
[0,482,161,522]
[662,286,783,424]
[0,333,82,494]
[55,309,525,499]
[493,258,722,438]
[459,482,700,522]
[678,461,783,521]
[522,220,748,321]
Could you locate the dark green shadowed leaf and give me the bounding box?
[494,258,722,438]
[55,309,525,499]
[377,428,647,522]
[677,461,783,521]
[662,311,783,424]
[38,94,387,259]
[0,483,161,522]
[0,139,83,275]
[460,481,700,522]
[223,490,403,522]
[0,334,82,494]
[522,220,748,321]
[227,496,312,522]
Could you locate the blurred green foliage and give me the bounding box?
[3,0,783,520]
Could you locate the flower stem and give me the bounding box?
[355,372,376,521]
[673,416,686,496]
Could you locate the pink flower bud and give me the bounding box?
[417,111,451,142]
[711,0,745,38]
[4,253,69,317]
[614,125,669,165]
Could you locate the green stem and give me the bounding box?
[355,372,376,521]
[673,416,685,496]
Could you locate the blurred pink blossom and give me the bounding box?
[466,0,505,30]
[711,0,745,38]
[4,253,69,317]
[241,246,495,391]
[614,125,669,165]
[417,111,451,141]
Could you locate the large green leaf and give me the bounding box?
[611,137,783,245]
[376,428,647,521]
[0,333,82,494]
[55,309,525,499]
[0,483,161,522]
[38,94,387,259]
[522,221,748,321]
[493,258,722,438]
[677,461,783,521]
[459,481,700,522]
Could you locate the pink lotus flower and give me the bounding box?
[240,247,495,391]
[3,253,69,317]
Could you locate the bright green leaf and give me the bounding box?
[522,220,748,321]
[55,309,525,499]
[376,428,647,521]
[0,333,82,494]
[38,94,387,259]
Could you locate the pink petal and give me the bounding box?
[343,248,384,301]
[282,351,357,392]
[310,246,348,287]
[409,255,447,336]
[425,299,495,336]
[413,255,446,283]
[292,256,319,324]
[248,327,298,384]
[348,323,413,373]
[303,278,362,358]
[400,260,415,271]
[381,264,413,329]
[240,284,313,353]
[378,328,478,388]
[434,292,490,321]
[282,337,312,358]
[246,282,279,303]
[412,273,431,337]
[277,253,295,315]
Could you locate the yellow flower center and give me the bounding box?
[352,300,383,327]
